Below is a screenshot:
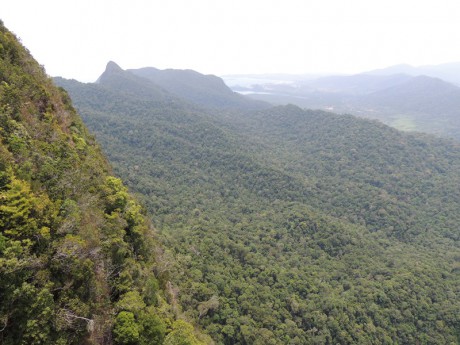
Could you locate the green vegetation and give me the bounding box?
[56,64,460,344]
[389,116,417,132]
[0,22,207,344]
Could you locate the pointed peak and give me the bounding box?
[105,61,123,72]
[95,61,124,83]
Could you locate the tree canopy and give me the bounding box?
[0,21,206,345]
[56,63,460,344]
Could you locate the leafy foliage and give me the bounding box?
[0,21,205,344]
[56,64,460,344]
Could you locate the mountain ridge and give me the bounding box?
[365,61,460,85]
[0,21,210,345]
[128,65,270,110]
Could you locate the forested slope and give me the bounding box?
[56,64,460,344]
[0,22,209,345]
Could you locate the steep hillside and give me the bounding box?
[57,64,460,344]
[0,22,209,345]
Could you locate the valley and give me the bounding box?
[56,62,460,344]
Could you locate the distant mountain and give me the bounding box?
[97,61,172,102]
[306,73,413,94]
[366,61,460,85]
[229,72,460,139]
[224,73,417,100]
[364,64,419,76]
[222,73,324,89]
[363,75,460,112]
[354,76,460,137]
[129,66,269,110]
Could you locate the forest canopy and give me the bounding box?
[0,21,207,345]
[55,63,460,344]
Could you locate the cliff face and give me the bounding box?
[0,21,206,345]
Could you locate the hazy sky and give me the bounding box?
[2,0,460,82]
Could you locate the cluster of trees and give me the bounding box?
[0,22,208,344]
[57,64,460,344]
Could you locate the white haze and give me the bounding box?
[2,0,460,82]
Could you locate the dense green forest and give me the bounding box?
[0,22,210,344]
[56,63,460,344]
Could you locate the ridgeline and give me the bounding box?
[0,21,209,345]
